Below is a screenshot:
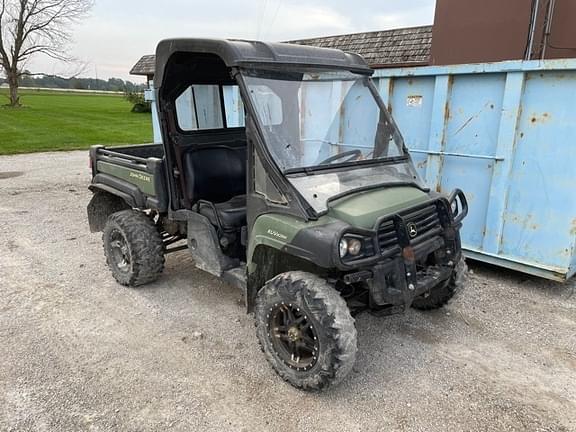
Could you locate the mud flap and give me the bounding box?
[87,191,130,232]
[186,215,238,277]
[222,264,247,299]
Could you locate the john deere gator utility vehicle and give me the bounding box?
[87,38,468,390]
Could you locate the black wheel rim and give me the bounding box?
[109,229,131,273]
[267,303,319,371]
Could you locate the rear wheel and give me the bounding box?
[102,210,165,286]
[255,271,357,391]
[411,257,467,310]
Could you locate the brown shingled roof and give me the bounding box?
[290,25,432,67]
[130,54,156,76]
[129,25,432,76]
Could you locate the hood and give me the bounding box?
[327,186,430,229]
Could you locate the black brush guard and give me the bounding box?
[345,189,468,308]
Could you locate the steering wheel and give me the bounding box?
[319,149,362,165]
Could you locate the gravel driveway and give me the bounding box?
[1,151,575,432]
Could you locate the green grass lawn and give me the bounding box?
[0,89,153,155]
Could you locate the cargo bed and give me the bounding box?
[88,143,168,211]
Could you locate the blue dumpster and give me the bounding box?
[373,59,576,281]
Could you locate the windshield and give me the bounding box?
[242,68,425,213]
[243,69,406,172]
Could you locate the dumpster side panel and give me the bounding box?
[500,71,576,270]
[440,74,506,250]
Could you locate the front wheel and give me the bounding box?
[411,257,468,310]
[255,271,357,391]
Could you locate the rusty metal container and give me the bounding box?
[374,59,576,280]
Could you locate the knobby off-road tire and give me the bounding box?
[102,210,165,287]
[411,257,468,310]
[255,271,357,391]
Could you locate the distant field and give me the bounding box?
[0,89,153,155]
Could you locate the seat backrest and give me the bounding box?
[184,145,246,204]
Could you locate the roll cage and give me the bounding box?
[154,38,376,225]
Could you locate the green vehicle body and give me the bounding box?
[248,186,430,270]
[326,187,430,229]
[96,161,156,196]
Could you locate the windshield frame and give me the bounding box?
[240,67,409,176]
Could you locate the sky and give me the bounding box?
[28,0,436,82]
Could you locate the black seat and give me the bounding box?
[197,195,246,230]
[183,144,247,230]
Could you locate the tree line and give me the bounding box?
[0,74,146,92]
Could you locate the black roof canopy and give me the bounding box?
[154,38,373,87]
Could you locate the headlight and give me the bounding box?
[347,238,362,255]
[339,238,348,258]
[339,237,364,258]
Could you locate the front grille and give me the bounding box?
[377,220,399,253]
[403,204,443,243]
[377,203,443,256]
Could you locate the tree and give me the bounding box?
[124,90,151,113]
[0,0,93,107]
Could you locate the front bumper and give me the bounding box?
[368,239,459,307]
[344,235,460,307]
[341,189,467,307]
